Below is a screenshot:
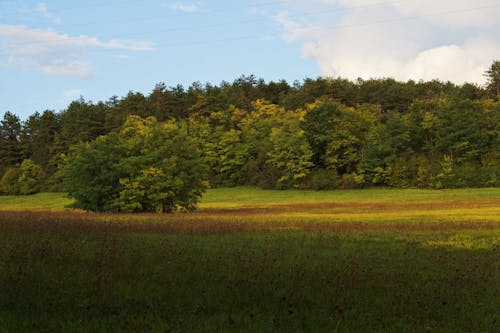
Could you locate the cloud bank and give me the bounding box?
[0,25,153,78]
[276,0,500,84]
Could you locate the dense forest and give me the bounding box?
[1,61,499,200]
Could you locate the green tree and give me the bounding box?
[57,98,107,150]
[0,112,23,174]
[18,159,43,195]
[64,116,207,213]
[302,99,376,174]
[64,135,120,211]
[268,112,313,189]
[0,166,21,195]
[19,110,60,175]
[484,60,499,99]
[239,100,284,187]
[361,124,395,185]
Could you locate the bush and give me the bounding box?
[306,169,342,190]
[340,172,366,189]
[64,116,208,213]
[0,167,21,195]
[18,159,43,195]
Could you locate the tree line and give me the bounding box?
[1,61,499,210]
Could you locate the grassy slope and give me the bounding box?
[0,188,499,332]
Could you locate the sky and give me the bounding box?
[1,0,499,119]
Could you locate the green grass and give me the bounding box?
[0,187,499,332]
[1,187,499,211]
[0,192,73,211]
[201,186,500,206]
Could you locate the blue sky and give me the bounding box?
[1,0,499,119]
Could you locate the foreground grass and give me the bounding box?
[0,188,499,332]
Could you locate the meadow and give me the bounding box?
[0,187,499,332]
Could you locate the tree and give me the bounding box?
[268,114,313,189]
[64,116,207,213]
[0,112,23,174]
[0,167,21,195]
[238,100,283,187]
[19,110,60,174]
[361,124,395,185]
[301,99,376,174]
[484,60,500,99]
[64,135,120,211]
[57,98,107,150]
[104,92,153,131]
[18,159,43,195]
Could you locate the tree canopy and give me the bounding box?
[64,116,206,213]
[1,61,499,204]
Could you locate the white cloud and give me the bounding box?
[276,0,500,84]
[168,2,200,13]
[0,25,153,78]
[36,2,61,24]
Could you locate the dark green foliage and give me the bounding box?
[57,98,108,150]
[302,98,375,174]
[104,92,152,131]
[3,61,500,192]
[19,110,61,176]
[306,169,342,190]
[64,136,120,211]
[0,112,23,172]
[484,60,500,99]
[64,116,207,212]
[301,99,346,168]
[0,159,43,195]
[0,167,21,195]
[18,159,43,195]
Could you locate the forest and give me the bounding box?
[1,61,499,206]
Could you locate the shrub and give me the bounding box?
[0,167,21,195]
[64,116,207,213]
[306,169,342,190]
[18,159,43,195]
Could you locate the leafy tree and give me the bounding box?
[207,128,248,186]
[18,159,43,195]
[268,111,313,189]
[64,135,120,211]
[302,99,376,174]
[239,100,286,187]
[361,124,395,185]
[64,116,207,213]
[0,166,21,195]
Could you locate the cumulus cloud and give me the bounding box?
[0,25,153,78]
[276,0,500,84]
[168,2,200,13]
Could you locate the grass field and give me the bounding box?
[0,187,499,332]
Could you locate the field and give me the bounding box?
[0,187,499,332]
